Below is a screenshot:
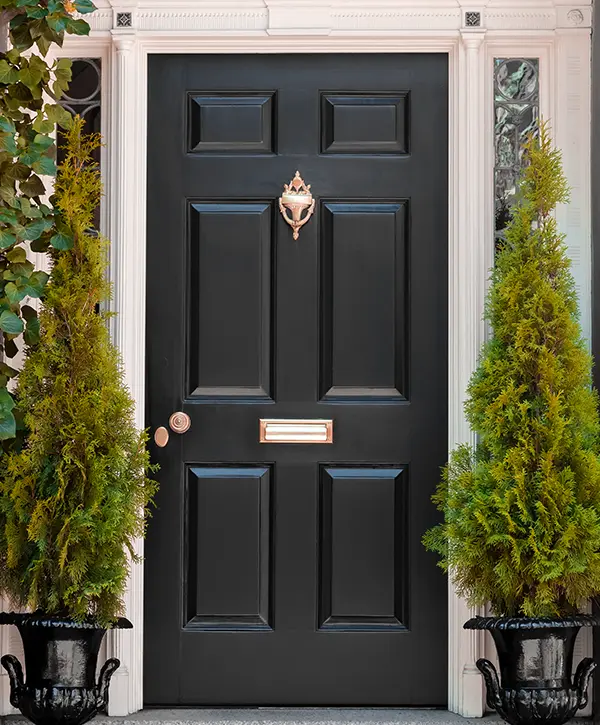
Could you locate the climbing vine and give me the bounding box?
[0,0,95,441]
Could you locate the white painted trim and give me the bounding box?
[0,0,590,718]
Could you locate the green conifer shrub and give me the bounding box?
[424,123,600,618]
[0,118,157,625]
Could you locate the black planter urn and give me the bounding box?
[0,612,132,725]
[464,614,600,725]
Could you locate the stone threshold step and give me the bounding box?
[4,710,505,725]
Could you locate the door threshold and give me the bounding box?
[3,709,505,725]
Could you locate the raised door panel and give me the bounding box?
[320,201,408,401]
[319,467,408,630]
[321,93,409,154]
[185,466,272,630]
[188,202,273,401]
[188,93,276,154]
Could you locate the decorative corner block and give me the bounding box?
[465,11,481,27]
[566,9,584,26]
[116,12,132,28]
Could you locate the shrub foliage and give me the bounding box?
[0,0,95,441]
[0,119,157,625]
[424,124,600,617]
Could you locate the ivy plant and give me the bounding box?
[0,0,96,441]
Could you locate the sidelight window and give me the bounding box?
[494,57,540,247]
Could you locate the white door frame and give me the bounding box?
[0,0,592,717]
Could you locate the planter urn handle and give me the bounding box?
[96,657,121,712]
[574,657,596,709]
[1,654,24,709]
[475,658,502,711]
[475,655,597,724]
[1,652,121,722]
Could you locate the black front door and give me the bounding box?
[145,53,448,707]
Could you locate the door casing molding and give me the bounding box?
[0,0,591,718]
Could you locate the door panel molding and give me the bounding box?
[25,1,589,719]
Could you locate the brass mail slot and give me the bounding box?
[259,419,333,444]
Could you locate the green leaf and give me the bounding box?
[36,34,53,57]
[0,208,18,225]
[0,362,19,379]
[20,174,46,197]
[5,161,31,180]
[0,60,19,84]
[65,17,91,35]
[30,237,49,253]
[9,260,34,278]
[32,156,56,176]
[23,315,40,345]
[4,281,25,304]
[0,310,23,334]
[50,229,74,250]
[4,194,20,210]
[25,270,49,297]
[33,133,54,149]
[10,83,33,103]
[53,57,72,91]
[7,246,27,263]
[0,386,15,417]
[0,409,16,441]
[19,198,42,219]
[45,103,72,130]
[33,115,55,134]
[42,25,64,49]
[18,63,44,90]
[26,6,48,19]
[29,54,49,77]
[0,187,16,206]
[4,49,20,65]
[74,0,96,13]
[19,148,42,166]
[11,222,25,240]
[10,24,34,51]
[0,229,16,249]
[47,14,68,33]
[4,97,21,114]
[27,19,46,41]
[23,218,52,240]
[10,12,28,26]
[0,117,15,134]
[0,134,17,155]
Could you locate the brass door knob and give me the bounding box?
[169,411,191,434]
[154,412,191,448]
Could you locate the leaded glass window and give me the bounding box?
[58,58,101,159]
[494,58,539,246]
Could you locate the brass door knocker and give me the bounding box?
[279,171,315,240]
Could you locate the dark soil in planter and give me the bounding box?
[0,612,131,725]
[464,614,600,725]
